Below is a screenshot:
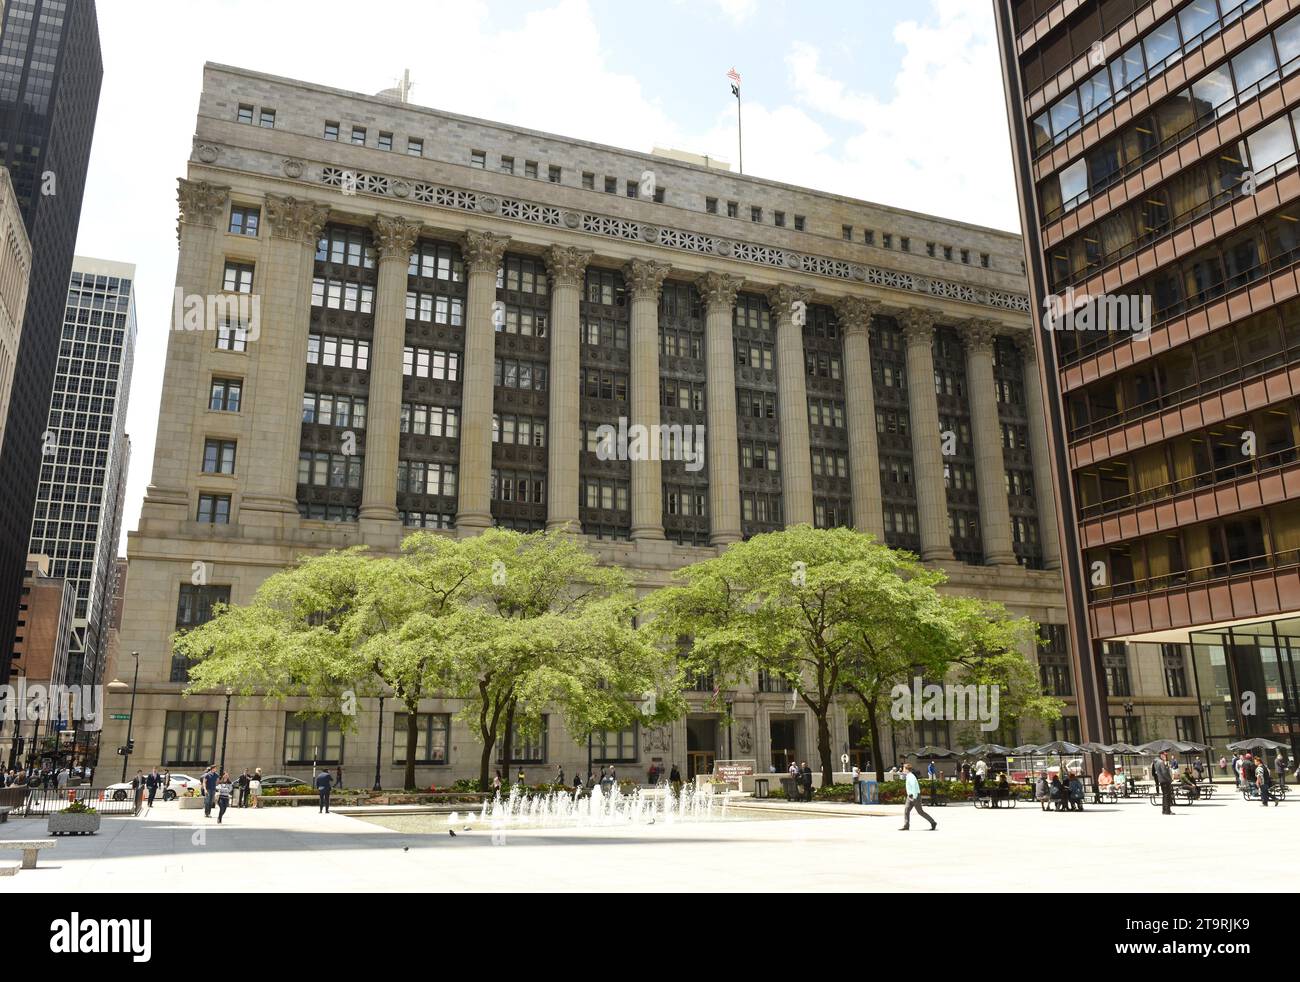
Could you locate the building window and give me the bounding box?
[228,205,259,237]
[393,713,450,764]
[402,346,460,381]
[284,714,344,765]
[222,261,254,293]
[495,358,549,391]
[500,155,515,174]
[259,108,275,128]
[470,150,486,168]
[626,179,639,198]
[1175,716,1199,742]
[525,160,538,179]
[397,460,458,497]
[604,176,617,193]
[378,131,393,151]
[324,121,339,141]
[593,725,637,763]
[297,452,363,489]
[864,230,875,246]
[202,439,236,475]
[176,584,230,628]
[1163,645,1190,698]
[407,138,423,157]
[351,126,366,145]
[209,378,242,412]
[842,225,853,240]
[793,215,805,231]
[302,392,367,429]
[1038,623,1071,696]
[750,206,762,223]
[548,165,562,183]
[216,322,248,352]
[493,414,547,447]
[883,233,892,249]
[943,245,953,260]
[926,242,936,257]
[400,403,458,438]
[1102,642,1131,697]
[582,172,595,189]
[236,103,254,124]
[1050,716,1081,743]
[900,236,909,252]
[980,253,990,268]
[308,334,371,370]
[162,711,218,766]
[774,211,785,227]
[493,469,546,504]
[706,197,718,214]
[196,494,231,524]
[961,249,970,264]
[1109,716,1140,744]
[498,716,547,763]
[726,201,738,218]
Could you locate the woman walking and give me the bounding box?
[216,772,233,824]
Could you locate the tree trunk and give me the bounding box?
[478,735,496,793]
[501,699,516,791]
[865,698,886,782]
[403,701,419,791]
[815,709,834,788]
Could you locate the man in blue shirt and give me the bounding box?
[315,768,334,813]
[202,766,219,818]
[900,762,937,831]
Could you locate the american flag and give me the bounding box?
[727,67,741,98]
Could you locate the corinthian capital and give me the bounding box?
[695,271,742,312]
[546,245,594,289]
[900,307,940,346]
[765,284,812,323]
[265,195,332,244]
[962,317,1001,355]
[623,258,672,300]
[461,230,511,274]
[832,295,883,337]
[177,179,230,228]
[370,214,422,260]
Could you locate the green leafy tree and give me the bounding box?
[447,528,684,791]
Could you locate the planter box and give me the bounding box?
[48,811,100,835]
[177,796,206,810]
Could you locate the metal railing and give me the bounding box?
[1090,547,1300,601]
[15,786,144,817]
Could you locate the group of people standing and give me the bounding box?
[786,760,815,801]
[1,765,91,788]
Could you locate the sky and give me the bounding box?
[77,0,1022,552]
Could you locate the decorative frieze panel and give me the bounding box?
[303,161,1029,316]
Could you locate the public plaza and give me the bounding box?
[2,789,1293,893]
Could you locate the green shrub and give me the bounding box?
[813,783,857,802]
[61,800,97,814]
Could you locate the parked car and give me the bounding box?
[103,773,203,801]
[258,774,311,789]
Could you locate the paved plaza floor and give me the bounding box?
[1,789,1294,892]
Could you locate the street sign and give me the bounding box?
[109,713,131,721]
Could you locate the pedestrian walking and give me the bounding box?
[145,768,160,808]
[899,762,937,831]
[216,772,232,823]
[248,770,261,808]
[1153,751,1175,815]
[1256,756,1277,806]
[1192,756,1204,784]
[202,765,218,817]
[669,762,681,792]
[334,765,343,790]
[236,769,251,807]
[800,761,814,802]
[1275,751,1289,788]
[315,767,333,813]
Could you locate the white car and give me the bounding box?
[104,773,203,801]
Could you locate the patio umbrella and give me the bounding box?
[1081,742,1116,754]
[1036,741,1085,755]
[909,746,958,758]
[965,743,1013,755]
[1011,744,1042,755]
[1226,737,1291,752]
[1138,739,1189,755]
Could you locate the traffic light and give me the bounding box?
[126,739,135,754]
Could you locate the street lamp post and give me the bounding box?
[108,650,141,783]
[373,694,385,791]
[218,687,233,775]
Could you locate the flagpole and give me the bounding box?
[737,87,743,175]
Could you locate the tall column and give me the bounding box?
[242,194,333,526]
[360,214,422,530]
[697,271,743,546]
[833,296,885,540]
[1019,337,1062,570]
[768,285,814,527]
[963,319,1017,565]
[142,179,229,523]
[456,230,510,530]
[900,308,954,562]
[626,258,672,540]
[545,245,592,532]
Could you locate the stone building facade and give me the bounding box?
[101,63,1101,785]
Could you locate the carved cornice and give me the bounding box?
[265,195,331,244]
[546,245,593,289]
[623,258,672,299]
[461,230,510,274]
[695,271,742,312]
[371,214,422,260]
[177,179,230,229]
[765,284,812,324]
[900,307,940,345]
[832,296,883,337]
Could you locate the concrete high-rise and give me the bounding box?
[102,63,1080,783]
[28,257,136,689]
[0,0,102,686]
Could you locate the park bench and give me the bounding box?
[0,838,56,869]
[972,789,1017,809]
[1241,784,1288,802]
